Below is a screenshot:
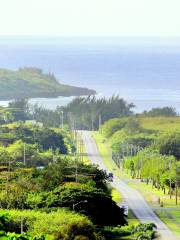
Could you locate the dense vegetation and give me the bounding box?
[0,103,129,239]
[0,67,95,99]
[101,116,180,201]
[60,96,135,130]
[0,96,134,129]
[1,98,176,239]
[0,209,99,240]
[142,107,178,117]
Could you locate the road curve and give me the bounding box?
[81,131,177,240]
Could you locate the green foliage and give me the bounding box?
[0,209,97,239]
[0,123,74,167]
[143,107,178,117]
[0,187,26,209]
[35,128,67,153]
[156,131,180,160]
[102,115,180,196]
[139,116,180,132]
[101,223,156,240]
[110,130,155,153]
[0,213,9,231]
[124,117,142,134]
[1,123,70,153]
[101,118,127,138]
[61,96,134,130]
[29,160,108,191]
[8,99,30,121]
[30,105,62,128]
[0,68,95,100]
[44,182,127,226]
[6,232,45,240]
[35,160,69,191]
[0,159,110,213]
[0,107,14,124]
[131,223,157,240]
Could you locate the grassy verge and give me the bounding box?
[127,180,180,237]
[82,142,90,165]
[127,178,180,207]
[111,188,122,203]
[155,208,180,236]
[92,131,140,226]
[92,131,119,172]
[92,131,180,238]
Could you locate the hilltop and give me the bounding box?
[0,67,96,99]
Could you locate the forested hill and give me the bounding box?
[0,67,96,99]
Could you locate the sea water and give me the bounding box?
[0,37,179,113]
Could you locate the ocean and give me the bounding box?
[0,37,180,113]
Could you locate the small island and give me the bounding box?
[0,67,96,100]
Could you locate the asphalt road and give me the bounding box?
[81,131,177,240]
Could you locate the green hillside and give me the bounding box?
[0,67,96,99]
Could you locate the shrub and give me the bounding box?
[0,209,97,239]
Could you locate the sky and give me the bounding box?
[0,0,180,37]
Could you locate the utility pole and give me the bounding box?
[60,111,64,129]
[122,145,124,173]
[80,138,83,162]
[175,181,178,205]
[169,160,172,199]
[175,161,179,205]
[6,159,11,194]
[99,114,102,133]
[91,115,94,131]
[23,143,26,165]
[79,135,82,161]
[76,133,79,160]
[21,216,24,233]
[75,164,78,183]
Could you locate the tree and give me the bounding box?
[143,107,178,117]
[45,183,127,226]
[35,128,67,153]
[157,132,180,160]
[124,117,141,134]
[101,118,127,138]
[8,99,30,121]
[60,96,134,130]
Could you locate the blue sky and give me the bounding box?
[0,0,180,37]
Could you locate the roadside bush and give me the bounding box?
[6,232,45,240]
[0,209,98,239]
[131,223,157,240]
[101,118,127,138]
[0,213,9,231]
[45,182,127,226]
[58,220,97,240]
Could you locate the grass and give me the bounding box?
[139,116,180,132]
[82,143,91,165]
[111,188,122,203]
[155,208,180,237]
[92,131,118,171]
[127,178,180,207]
[126,178,180,237]
[127,210,140,226]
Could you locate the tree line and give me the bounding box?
[102,116,180,204]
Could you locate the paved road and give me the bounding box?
[81,131,177,240]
